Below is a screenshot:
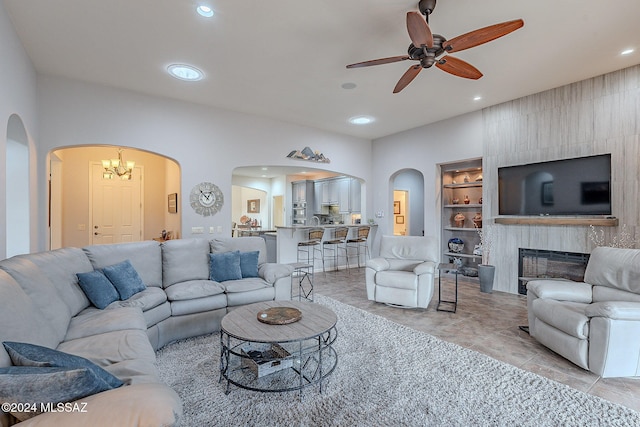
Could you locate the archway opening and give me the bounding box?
[49,146,181,248]
[6,114,30,257]
[390,169,425,236]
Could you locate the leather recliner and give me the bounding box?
[527,246,640,378]
[365,235,438,308]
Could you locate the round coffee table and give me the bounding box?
[219,300,338,395]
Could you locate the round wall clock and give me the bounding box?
[190,182,224,216]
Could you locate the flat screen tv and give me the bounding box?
[498,154,612,216]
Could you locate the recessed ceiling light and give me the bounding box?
[196,5,214,18]
[261,167,268,171]
[473,96,482,101]
[349,115,375,125]
[341,82,357,90]
[167,64,203,81]
[621,48,635,56]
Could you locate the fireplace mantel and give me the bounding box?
[494,217,618,227]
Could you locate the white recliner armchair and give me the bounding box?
[527,246,640,378]
[365,235,438,308]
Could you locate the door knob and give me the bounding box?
[94,225,99,229]
[94,232,100,235]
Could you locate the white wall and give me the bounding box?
[0,3,38,259]
[372,111,483,252]
[35,75,372,251]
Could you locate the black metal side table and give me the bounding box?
[437,263,459,313]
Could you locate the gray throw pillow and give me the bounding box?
[102,260,146,300]
[239,251,260,278]
[0,366,113,421]
[76,270,120,309]
[209,251,242,282]
[2,341,124,389]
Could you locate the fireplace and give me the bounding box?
[518,248,590,295]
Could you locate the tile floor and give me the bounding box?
[310,267,640,412]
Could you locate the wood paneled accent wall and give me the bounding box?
[483,65,640,294]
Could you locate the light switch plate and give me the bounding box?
[192,226,204,234]
[209,226,215,234]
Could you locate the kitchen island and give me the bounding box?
[276,224,377,270]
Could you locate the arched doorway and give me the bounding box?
[390,169,425,236]
[49,146,181,248]
[6,114,30,257]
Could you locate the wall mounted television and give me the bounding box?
[498,154,612,216]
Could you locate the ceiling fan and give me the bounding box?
[346,0,524,93]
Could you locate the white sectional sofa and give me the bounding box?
[0,237,293,426]
[527,246,640,378]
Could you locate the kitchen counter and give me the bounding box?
[276,224,377,267]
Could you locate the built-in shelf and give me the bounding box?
[443,182,483,189]
[444,227,480,232]
[444,204,482,208]
[444,252,482,259]
[495,217,619,226]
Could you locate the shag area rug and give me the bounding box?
[156,296,640,426]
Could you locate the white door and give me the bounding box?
[90,163,143,244]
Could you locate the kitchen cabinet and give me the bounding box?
[291,180,314,225]
[349,178,361,212]
[313,181,324,214]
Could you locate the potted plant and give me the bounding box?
[476,224,495,293]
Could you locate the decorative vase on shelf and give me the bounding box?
[453,212,465,228]
[472,213,482,229]
[478,264,495,293]
[452,197,460,204]
[463,195,470,204]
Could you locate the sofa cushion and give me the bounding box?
[0,366,115,422]
[3,341,123,389]
[258,263,294,284]
[76,270,120,309]
[165,280,225,301]
[209,251,242,282]
[223,277,270,293]
[64,307,147,342]
[226,287,275,307]
[102,260,147,300]
[161,238,211,287]
[0,257,72,346]
[240,251,260,278]
[170,294,228,316]
[107,286,167,312]
[20,248,93,316]
[211,237,267,265]
[16,383,182,427]
[0,271,60,368]
[83,241,163,287]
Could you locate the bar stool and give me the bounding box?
[322,227,349,273]
[297,228,324,266]
[346,225,370,268]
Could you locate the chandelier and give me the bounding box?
[102,148,135,180]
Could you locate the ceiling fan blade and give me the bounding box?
[346,56,410,69]
[393,65,422,93]
[406,11,433,48]
[436,56,483,79]
[443,19,524,53]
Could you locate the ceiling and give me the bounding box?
[4,0,640,140]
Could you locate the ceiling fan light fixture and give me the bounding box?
[196,5,214,18]
[167,64,203,81]
[349,116,375,125]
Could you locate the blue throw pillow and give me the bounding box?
[239,251,260,278]
[76,270,120,309]
[102,260,146,300]
[2,341,124,389]
[0,366,114,421]
[209,251,242,282]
